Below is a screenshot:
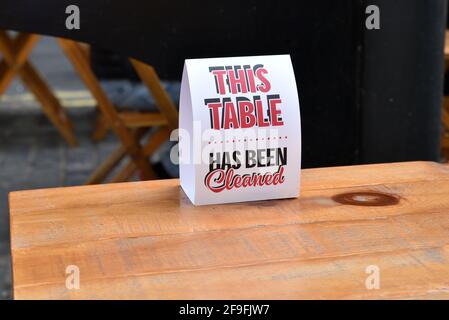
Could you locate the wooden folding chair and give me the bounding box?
[0,31,77,146]
[57,38,178,184]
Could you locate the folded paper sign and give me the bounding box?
[179,54,301,205]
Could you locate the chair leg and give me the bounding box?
[0,33,40,95]
[86,145,128,185]
[92,112,110,142]
[86,128,149,184]
[444,100,449,130]
[111,127,170,182]
[21,64,78,146]
[442,136,449,161]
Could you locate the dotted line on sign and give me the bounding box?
[208,136,288,144]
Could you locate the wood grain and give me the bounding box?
[9,161,449,299]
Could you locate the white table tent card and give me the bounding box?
[179,54,301,205]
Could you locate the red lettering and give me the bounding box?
[223,101,239,129]
[269,98,284,126]
[212,70,227,94]
[228,69,248,94]
[207,102,222,130]
[255,98,270,127]
[238,100,256,128]
[204,166,285,192]
[205,169,226,193]
[245,68,257,93]
[255,68,271,92]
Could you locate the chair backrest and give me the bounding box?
[130,58,178,131]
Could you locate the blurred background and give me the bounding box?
[1,0,449,299]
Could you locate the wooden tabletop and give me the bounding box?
[9,161,449,299]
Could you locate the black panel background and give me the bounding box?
[0,0,445,167]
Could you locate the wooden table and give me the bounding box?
[9,161,449,299]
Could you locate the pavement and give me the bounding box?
[0,36,178,299]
